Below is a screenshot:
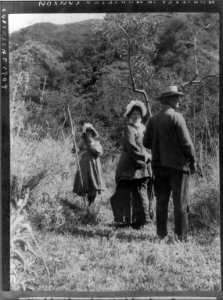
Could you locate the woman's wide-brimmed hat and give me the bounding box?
[124,100,147,117]
[82,123,99,138]
[157,85,184,101]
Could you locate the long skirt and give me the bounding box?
[110,178,151,226]
[73,151,104,197]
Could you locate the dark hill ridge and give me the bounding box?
[10,19,103,52]
[9,13,219,91]
[9,19,104,96]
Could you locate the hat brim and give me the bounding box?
[124,104,147,117]
[82,128,99,138]
[156,91,184,101]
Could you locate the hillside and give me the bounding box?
[10,13,220,291]
[10,20,102,50]
[10,20,103,97]
[9,13,219,155]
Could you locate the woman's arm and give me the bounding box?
[71,138,86,153]
[124,125,147,168]
[87,140,103,157]
[143,118,152,150]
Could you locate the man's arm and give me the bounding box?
[175,114,196,168]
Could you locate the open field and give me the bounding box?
[9,12,220,291]
[10,137,221,291]
[30,193,221,291]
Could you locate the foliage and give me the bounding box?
[10,129,101,233]
[10,191,51,291]
[28,194,66,232]
[11,152,219,291]
[28,189,102,234]
[10,192,37,291]
[189,156,219,233]
[9,13,220,291]
[26,220,220,291]
[11,133,74,201]
[60,197,101,231]
[9,13,219,157]
[10,128,220,291]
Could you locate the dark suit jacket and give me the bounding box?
[143,107,196,172]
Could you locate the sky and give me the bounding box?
[8,13,106,33]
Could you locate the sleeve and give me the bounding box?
[124,125,147,168]
[78,138,86,151]
[87,140,103,157]
[175,114,196,164]
[72,138,85,153]
[143,118,152,150]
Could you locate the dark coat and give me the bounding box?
[115,122,152,184]
[143,106,196,172]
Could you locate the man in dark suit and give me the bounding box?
[143,86,196,241]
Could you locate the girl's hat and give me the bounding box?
[124,100,147,117]
[157,85,184,101]
[82,123,99,138]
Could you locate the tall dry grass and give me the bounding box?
[10,106,220,291]
[188,152,220,234]
[11,121,220,236]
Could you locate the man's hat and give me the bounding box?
[157,85,184,101]
[124,100,147,117]
[82,123,99,138]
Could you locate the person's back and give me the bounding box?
[146,107,195,172]
[143,86,196,241]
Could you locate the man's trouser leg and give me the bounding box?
[170,170,189,241]
[154,174,171,239]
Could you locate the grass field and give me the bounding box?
[10,135,221,291]
[25,185,220,292]
[31,192,221,291]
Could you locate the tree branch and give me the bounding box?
[193,29,200,77]
[117,23,152,117]
[181,27,219,88]
[181,74,219,87]
[199,74,219,83]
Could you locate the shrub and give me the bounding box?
[11,133,75,207]
[10,191,50,291]
[28,194,101,234]
[189,156,219,233]
[28,194,66,232]
[11,129,103,234]
[11,193,36,291]
[62,197,101,227]
[189,183,219,232]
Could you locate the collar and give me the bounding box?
[128,121,145,132]
[161,105,175,111]
[129,120,141,127]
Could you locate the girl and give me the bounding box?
[72,123,104,206]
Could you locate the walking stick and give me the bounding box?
[67,106,86,207]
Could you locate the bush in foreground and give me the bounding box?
[189,158,219,234]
